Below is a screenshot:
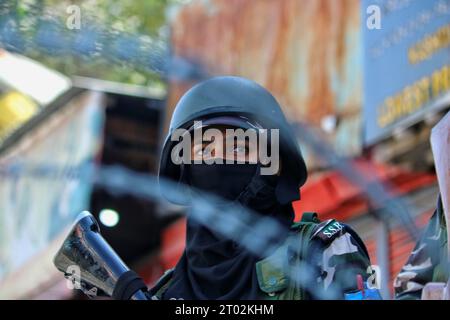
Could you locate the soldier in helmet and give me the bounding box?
[394,196,449,299]
[395,111,449,300]
[150,76,375,300]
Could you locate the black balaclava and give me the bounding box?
[162,161,294,300]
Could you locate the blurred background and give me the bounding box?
[0,0,449,300]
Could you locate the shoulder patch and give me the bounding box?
[312,219,345,243]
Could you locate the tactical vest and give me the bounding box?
[149,212,369,300]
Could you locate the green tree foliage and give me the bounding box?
[4,0,188,87]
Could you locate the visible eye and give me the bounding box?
[195,148,204,156]
[233,145,247,154]
[195,145,213,158]
[233,145,248,155]
[192,145,205,157]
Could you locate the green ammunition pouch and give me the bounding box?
[255,212,321,300]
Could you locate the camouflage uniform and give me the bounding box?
[150,213,373,300]
[394,198,449,300]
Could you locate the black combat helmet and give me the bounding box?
[159,76,307,205]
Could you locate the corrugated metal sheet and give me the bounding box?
[169,0,363,163]
[0,91,105,298]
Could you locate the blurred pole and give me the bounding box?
[376,219,391,300]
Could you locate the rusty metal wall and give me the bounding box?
[168,0,363,166]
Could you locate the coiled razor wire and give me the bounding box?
[293,122,420,240]
[0,2,207,80]
[0,2,420,243]
[0,160,348,299]
[0,0,426,299]
[0,119,425,301]
[0,122,425,300]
